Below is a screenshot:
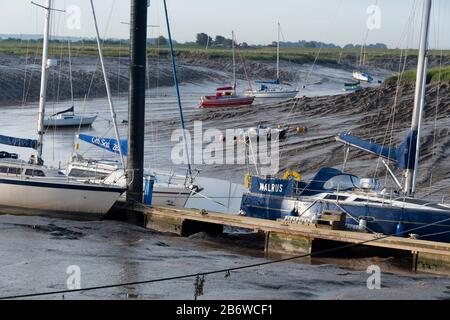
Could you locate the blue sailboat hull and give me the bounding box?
[240,192,450,243]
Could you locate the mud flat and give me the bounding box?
[150,80,450,199]
[0,55,308,106]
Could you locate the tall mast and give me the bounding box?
[232,30,236,91]
[163,0,193,180]
[404,0,432,196]
[35,0,52,164]
[90,0,126,169]
[277,22,280,83]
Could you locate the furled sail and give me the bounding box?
[336,131,417,170]
[0,134,37,149]
[77,133,128,156]
[51,106,74,117]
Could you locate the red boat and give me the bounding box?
[199,87,255,108]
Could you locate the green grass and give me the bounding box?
[384,66,450,85]
[1,39,450,70]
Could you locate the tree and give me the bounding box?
[223,38,233,48]
[214,35,226,46]
[196,33,212,46]
[304,41,317,48]
[156,36,168,46]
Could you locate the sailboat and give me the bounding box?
[43,41,97,128]
[352,34,373,83]
[352,71,373,83]
[199,31,255,108]
[0,0,125,220]
[65,0,199,208]
[44,106,97,127]
[66,133,194,208]
[239,0,450,243]
[245,22,299,99]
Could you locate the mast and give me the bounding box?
[90,0,126,169]
[127,0,148,203]
[404,0,432,196]
[35,0,52,164]
[232,30,236,91]
[163,0,193,180]
[277,22,280,83]
[67,40,75,111]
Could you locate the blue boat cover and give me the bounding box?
[336,131,417,170]
[255,79,280,85]
[300,167,344,196]
[78,133,128,156]
[0,134,37,149]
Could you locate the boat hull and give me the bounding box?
[245,90,299,99]
[44,115,97,127]
[0,177,125,220]
[200,96,254,108]
[152,184,191,208]
[352,72,373,83]
[240,192,450,243]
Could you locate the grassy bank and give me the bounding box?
[384,66,450,85]
[2,39,450,68]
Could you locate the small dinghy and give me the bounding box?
[343,81,362,92]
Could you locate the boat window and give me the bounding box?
[69,169,107,179]
[354,198,383,204]
[0,167,23,175]
[323,174,359,191]
[25,169,46,177]
[324,195,348,201]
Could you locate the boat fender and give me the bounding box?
[282,170,302,182]
[358,218,367,231]
[296,127,308,134]
[396,221,405,237]
[244,174,252,189]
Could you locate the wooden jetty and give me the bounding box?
[111,201,450,276]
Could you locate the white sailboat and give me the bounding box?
[352,71,373,83]
[43,107,97,127]
[64,0,195,208]
[65,157,193,208]
[245,22,299,99]
[43,41,97,127]
[0,0,125,220]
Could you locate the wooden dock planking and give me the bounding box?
[111,201,450,275]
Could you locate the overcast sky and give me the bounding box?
[0,0,449,48]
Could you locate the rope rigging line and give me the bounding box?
[371,0,421,184]
[280,0,344,134]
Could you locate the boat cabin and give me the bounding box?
[0,157,61,178]
[215,87,235,98]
